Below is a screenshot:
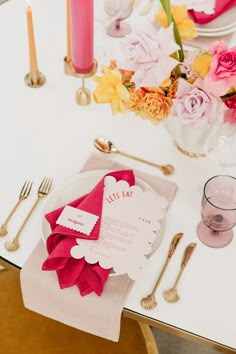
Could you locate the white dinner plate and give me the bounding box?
[195,6,236,33]
[42,170,167,275]
[196,26,236,37]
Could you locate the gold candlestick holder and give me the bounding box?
[24,70,46,88]
[64,57,98,106]
[64,56,72,76]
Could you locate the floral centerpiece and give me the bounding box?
[92,0,236,157]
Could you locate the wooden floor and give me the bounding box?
[0,268,159,354]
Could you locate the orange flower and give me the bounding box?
[108,59,118,70]
[124,88,146,112]
[145,86,166,94]
[167,80,179,98]
[139,91,172,124]
[155,5,198,42]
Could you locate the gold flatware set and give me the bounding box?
[0,176,53,252]
[141,234,197,309]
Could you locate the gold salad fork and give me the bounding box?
[0,180,33,237]
[4,177,53,252]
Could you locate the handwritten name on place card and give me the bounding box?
[56,205,99,236]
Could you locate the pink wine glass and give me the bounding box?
[197,175,236,248]
[104,0,134,37]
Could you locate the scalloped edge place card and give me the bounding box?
[70,176,168,280]
[56,206,99,236]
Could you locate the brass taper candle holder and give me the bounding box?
[24,70,46,88]
[64,57,98,106]
[64,56,72,76]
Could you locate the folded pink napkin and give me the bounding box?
[42,170,135,296]
[188,0,236,24]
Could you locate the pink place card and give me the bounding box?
[70,176,168,279]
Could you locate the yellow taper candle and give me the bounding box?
[66,0,72,63]
[26,0,38,73]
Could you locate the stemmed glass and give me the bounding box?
[104,0,134,37]
[204,125,236,172]
[197,175,236,248]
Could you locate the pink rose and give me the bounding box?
[204,41,236,96]
[118,21,179,88]
[173,79,225,128]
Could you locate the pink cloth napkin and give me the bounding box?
[20,153,178,341]
[188,0,236,24]
[42,170,135,296]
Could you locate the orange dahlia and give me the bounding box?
[139,92,172,124]
[167,80,179,98]
[124,88,146,112]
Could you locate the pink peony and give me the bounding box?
[118,20,180,88]
[172,78,225,128]
[204,41,236,96]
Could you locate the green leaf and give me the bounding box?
[160,0,172,25]
[160,0,184,62]
[171,16,184,62]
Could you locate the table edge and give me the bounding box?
[123,309,236,353]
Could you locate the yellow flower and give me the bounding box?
[228,86,236,94]
[93,67,130,115]
[160,78,172,88]
[192,54,211,79]
[107,60,134,85]
[155,5,198,42]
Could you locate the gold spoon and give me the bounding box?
[163,242,197,303]
[94,137,175,176]
[140,232,183,310]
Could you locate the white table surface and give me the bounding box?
[0,0,235,351]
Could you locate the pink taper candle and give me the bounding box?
[70,0,94,73]
[66,0,72,63]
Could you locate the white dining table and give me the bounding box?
[0,0,235,353]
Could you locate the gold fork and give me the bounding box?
[4,177,53,252]
[0,180,33,237]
